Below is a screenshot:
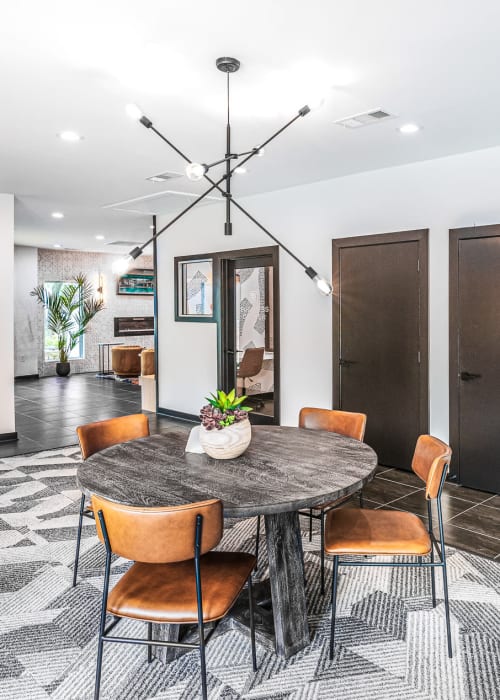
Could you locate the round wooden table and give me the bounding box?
[77,425,377,658]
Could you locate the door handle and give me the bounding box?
[460,371,482,381]
[226,350,235,355]
[339,358,356,367]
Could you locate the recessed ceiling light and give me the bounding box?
[58,131,83,142]
[53,243,62,248]
[51,212,64,219]
[399,123,420,134]
[95,235,105,240]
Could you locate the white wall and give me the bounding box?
[157,145,500,439]
[14,245,38,376]
[0,194,15,436]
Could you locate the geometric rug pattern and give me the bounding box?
[0,447,499,699]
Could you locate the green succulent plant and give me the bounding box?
[201,389,252,429]
[205,389,251,413]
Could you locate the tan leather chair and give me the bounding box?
[72,414,150,587]
[237,347,265,409]
[111,345,143,377]
[237,347,265,390]
[300,408,367,594]
[140,348,155,376]
[92,496,257,700]
[325,435,453,661]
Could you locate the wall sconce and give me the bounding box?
[97,273,104,302]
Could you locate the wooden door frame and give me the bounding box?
[449,224,500,482]
[332,229,429,437]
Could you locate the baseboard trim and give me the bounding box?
[0,432,18,443]
[15,374,39,380]
[157,407,198,423]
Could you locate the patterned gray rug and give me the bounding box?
[0,447,499,699]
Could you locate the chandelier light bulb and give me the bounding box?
[234,166,247,175]
[185,162,208,181]
[315,276,333,296]
[125,103,143,121]
[112,255,133,275]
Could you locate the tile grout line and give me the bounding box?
[444,520,500,544]
[374,475,423,491]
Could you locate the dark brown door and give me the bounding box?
[450,226,500,493]
[333,230,429,469]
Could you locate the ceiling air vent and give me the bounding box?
[334,109,396,129]
[146,170,183,183]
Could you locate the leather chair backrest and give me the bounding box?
[76,414,150,460]
[412,435,452,499]
[299,407,367,442]
[92,495,223,563]
[237,347,265,379]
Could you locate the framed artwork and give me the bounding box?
[117,272,154,295]
[175,257,214,321]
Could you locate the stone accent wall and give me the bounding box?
[37,249,154,377]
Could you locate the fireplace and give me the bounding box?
[114,316,154,337]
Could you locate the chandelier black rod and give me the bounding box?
[126,174,230,260]
[225,71,232,235]
[133,108,310,257]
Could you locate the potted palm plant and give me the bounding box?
[31,273,105,376]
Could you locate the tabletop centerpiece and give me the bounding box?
[199,389,252,459]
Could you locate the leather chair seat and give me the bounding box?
[325,508,431,556]
[107,551,256,624]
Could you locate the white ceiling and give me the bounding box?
[2,0,500,252]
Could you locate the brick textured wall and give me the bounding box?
[37,249,154,377]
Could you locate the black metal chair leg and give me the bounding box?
[442,559,453,658]
[320,511,325,595]
[329,556,339,660]
[254,515,261,571]
[73,493,86,587]
[94,594,108,700]
[147,622,153,663]
[359,491,364,508]
[430,550,436,608]
[248,576,257,672]
[309,509,313,542]
[198,620,207,700]
[94,635,104,700]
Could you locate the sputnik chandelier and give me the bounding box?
[115,56,333,296]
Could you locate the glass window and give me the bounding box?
[43,282,84,361]
[178,259,213,318]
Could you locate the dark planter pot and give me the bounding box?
[56,362,71,377]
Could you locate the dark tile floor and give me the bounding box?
[1,374,185,458]
[3,375,499,560]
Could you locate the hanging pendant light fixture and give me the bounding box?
[116,57,333,296]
